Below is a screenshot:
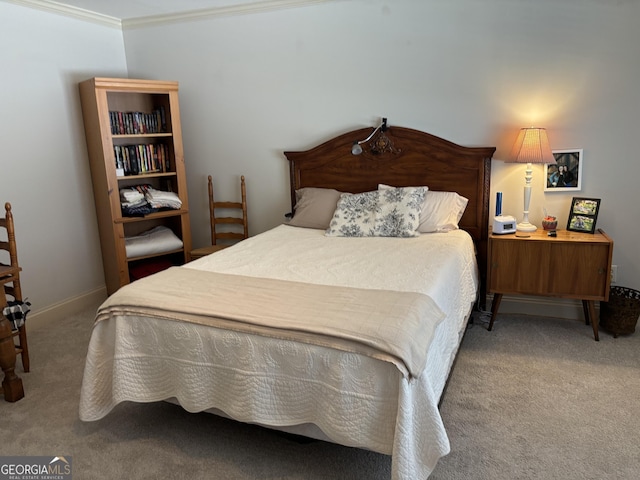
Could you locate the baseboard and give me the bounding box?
[487,294,594,321]
[26,287,108,332]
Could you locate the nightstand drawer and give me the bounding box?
[546,242,610,298]
[489,240,549,294]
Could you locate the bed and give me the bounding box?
[79,125,495,479]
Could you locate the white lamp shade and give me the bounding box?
[508,127,556,164]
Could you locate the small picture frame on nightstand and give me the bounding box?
[567,197,601,233]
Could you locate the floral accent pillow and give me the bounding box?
[325,187,426,237]
[378,184,468,233]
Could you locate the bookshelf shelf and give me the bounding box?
[112,133,173,139]
[79,77,192,295]
[116,209,189,223]
[117,172,177,181]
[126,248,185,263]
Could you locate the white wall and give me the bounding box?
[2,0,640,320]
[122,0,640,290]
[0,2,127,317]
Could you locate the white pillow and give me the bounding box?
[326,187,426,237]
[378,184,468,233]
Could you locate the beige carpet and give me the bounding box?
[1,305,638,479]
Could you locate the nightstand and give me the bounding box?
[487,228,614,341]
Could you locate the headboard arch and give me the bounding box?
[284,125,495,307]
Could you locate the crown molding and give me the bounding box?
[5,0,122,28]
[5,0,342,30]
[122,0,340,29]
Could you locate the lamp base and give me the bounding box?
[517,221,537,232]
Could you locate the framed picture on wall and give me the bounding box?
[544,149,583,192]
[567,197,601,234]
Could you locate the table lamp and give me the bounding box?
[507,127,556,232]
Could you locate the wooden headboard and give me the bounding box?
[284,125,495,306]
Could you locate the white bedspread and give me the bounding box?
[80,225,478,479]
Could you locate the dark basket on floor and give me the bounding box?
[599,286,640,337]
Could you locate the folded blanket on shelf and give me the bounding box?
[145,188,182,209]
[125,226,183,258]
[120,189,145,204]
[119,185,182,216]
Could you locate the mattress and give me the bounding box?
[80,225,478,479]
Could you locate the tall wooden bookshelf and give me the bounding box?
[79,77,192,295]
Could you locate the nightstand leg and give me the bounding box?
[584,300,599,341]
[582,301,590,325]
[488,293,502,331]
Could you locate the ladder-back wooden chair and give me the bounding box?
[191,175,248,260]
[0,202,29,373]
